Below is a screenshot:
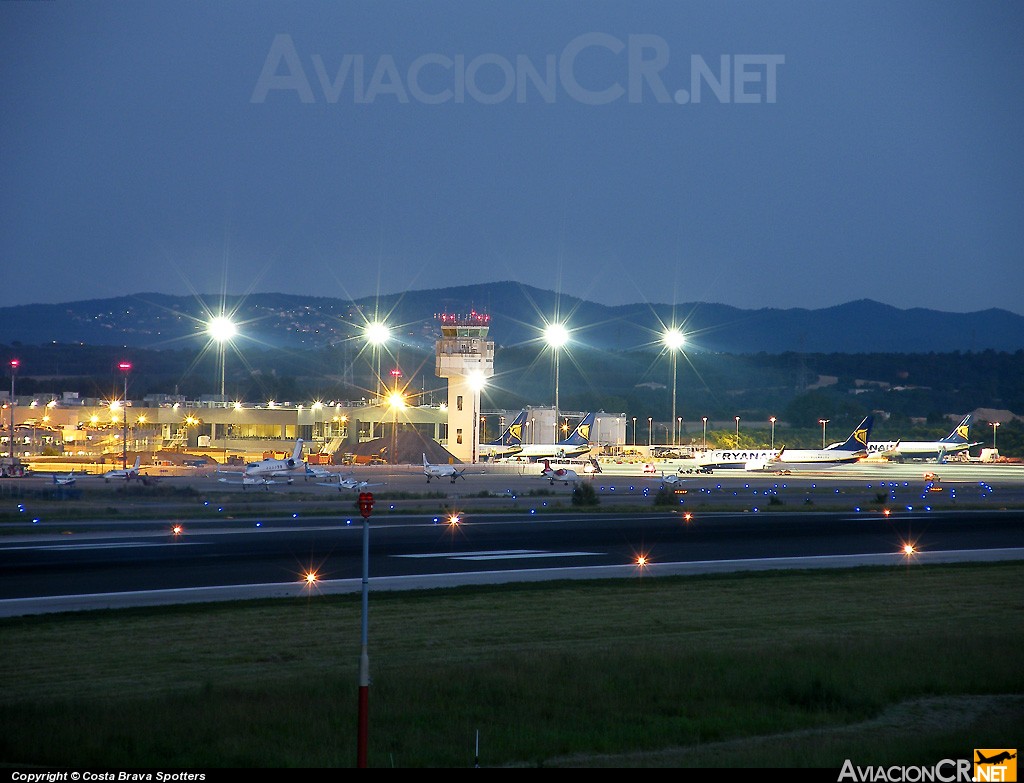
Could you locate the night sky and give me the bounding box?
[3,1,1022,314]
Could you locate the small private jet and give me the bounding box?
[101,456,142,482]
[217,475,282,491]
[316,474,386,492]
[217,439,330,483]
[539,459,580,485]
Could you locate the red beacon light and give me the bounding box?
[358,492,375,519]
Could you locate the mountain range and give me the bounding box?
[2,284,1022,354]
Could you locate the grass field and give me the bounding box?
[1,561,1021,768]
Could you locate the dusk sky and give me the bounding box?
[3,1,1022,315]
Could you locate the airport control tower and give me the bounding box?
[435,310,494,462]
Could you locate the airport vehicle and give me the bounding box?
[743,416,874,472]
[217,439,310,482]
[504,412,596,461]
[478,410,527,460]
[0,456,26,478]
[316,474,385,492]
[101,456,143,482]
[866,415,981,462]
[539,458,580,485]
[423,453,468,483]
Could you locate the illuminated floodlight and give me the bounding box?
[662,328,685,351]
[364,321,391,346]
[467,370,487,392]
[206,316,237,343]
[386,391,406,409]
[543,322,569,349]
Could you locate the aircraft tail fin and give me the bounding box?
[291,439,304,464]
[560,412,595,446]
[423,453,430,468]
[488,410,527,446]
[133,456,141,470]
[833,416,873,452]
[942,414,972,444]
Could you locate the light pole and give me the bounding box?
[648,416,653,446]
[544,323,569,442]
[119,361,131,471]
[364,321,390,403]
[702,417,708,451]
[676,417,682,447]
[632,417,637,447]
[735,416,740,441]
[207,315,236,401]
[992,421,1000,451]
[7,359,18,462]
[819,419,830,449]
[770,416,777,449]
[662,328,685,446]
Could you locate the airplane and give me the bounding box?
[539,458,580,485]
[645,470,685,487]
[506,412,596,461]
[865,415,981,462]
[217,475,283,490]
[478,410,527,460]
[423,453,468,483]
[217,439,311,482]
[102,456,143,482]
[304,464,335,480]
[976,751,1016,765]
[743,416,874,472]
[316,474,386,492]
[52,473,78,487]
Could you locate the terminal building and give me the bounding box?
[2,310,628,468]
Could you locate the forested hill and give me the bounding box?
[1,286,1022,354]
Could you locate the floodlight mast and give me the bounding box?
[119,361,131,470]
[662,328,685,446]
[544,323,569,442]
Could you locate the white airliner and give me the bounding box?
[507,413,596,461]
[217,439,311,482]
[744,416,874,472]
[423,453,468,483]
[866,415,980,462]
[697,416,874,472]
[478,410,527,460]
[316,474,385,492]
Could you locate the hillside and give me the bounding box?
[2,285,1022,354]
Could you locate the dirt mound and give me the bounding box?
[350,429,459,465]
